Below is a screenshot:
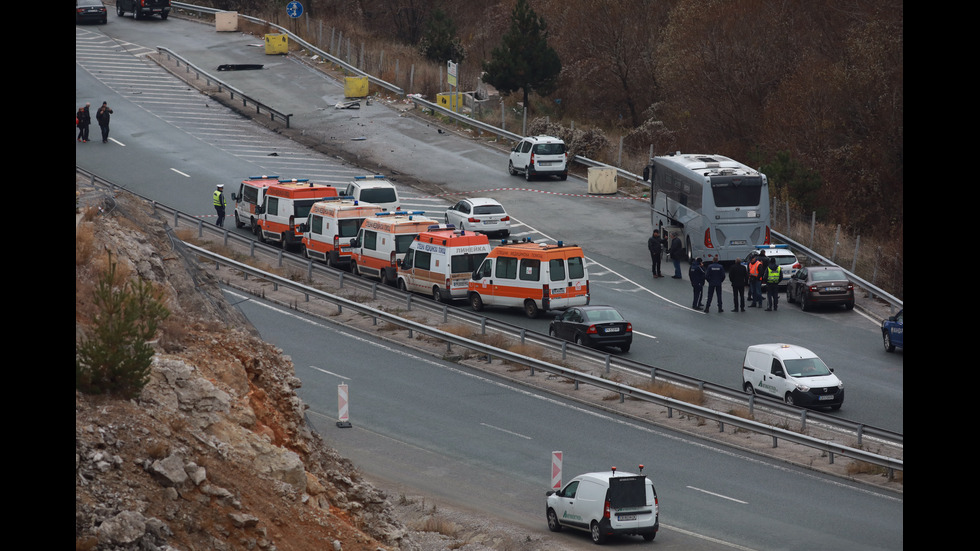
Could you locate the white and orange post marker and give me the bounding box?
[336,383,352,428]
[551,451,563,490]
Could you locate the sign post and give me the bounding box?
[551,450,563,490]
[336,383,352,428]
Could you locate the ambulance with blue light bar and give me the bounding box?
[397,225,492,302]
[349,211,437,286]
[232,175,280,231]
[302,197,385,268]
[468,240,590,318]
[254,179,339,250]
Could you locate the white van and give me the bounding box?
[343,175,400,211]
[742,343,844,410]
[508,135,569,181]
[546,467,659,544]
[397,225,491,302]
[349,211,437,286]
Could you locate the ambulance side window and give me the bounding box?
[401,248,415,269]
[475,259,493,279]
[496,256,518,279]
[519,258,540,281]
[310,215,323,235]
[338,219,360,238]
[267,197,280,216]
[415,251,431,270]
[363,230,378,251]
[567,256,585,279]
[549,259,566,281]
[242,185,257,204]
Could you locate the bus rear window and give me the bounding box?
[711,177,763,207]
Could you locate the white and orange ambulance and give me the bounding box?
[301,198,385,268]
[231,175,280,231]
[254,179,339,250]
[396,225,492,302]
[349,211,437,286]
[468,240,590,318]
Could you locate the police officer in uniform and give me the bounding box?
[765,257,783,311]
[213,184,226,227]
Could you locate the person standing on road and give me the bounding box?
[703,255,725,313]
[765,257,783,311]
[729,257,748,312]
[689,257,705,310]
[647,229,663,278]
[669,232,684,279]
[96,101,114,143]
[748,252,766,308]
[213,184,227,227]
[77,104,91,142]
[77,107,87,141]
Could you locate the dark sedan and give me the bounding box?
[786,266,855,311]
[549,306,632,353]
[76,0,107,24]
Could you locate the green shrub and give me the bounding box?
[76,254,170,399]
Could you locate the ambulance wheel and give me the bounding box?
[398,279,407,292]
[432,286,445,303]
[469,293,484,312]
[546,508,562,532]
[380,269,393,286]
[351,262,360,277]
[523,299,540,319]
[234,212,244,229]
[328,251,339,268]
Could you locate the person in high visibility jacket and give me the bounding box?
[213,184,226,227]
[748,252,766,308]
[765,257,783,311]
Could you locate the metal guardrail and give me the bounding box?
[77,167,902,478]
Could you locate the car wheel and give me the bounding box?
[830,403,842,411]
[508,160,518,176]
[524,167,532,181]
[117,4,124,16]
[133,8,141,20]
[469,293,484,312]
[523,299,539,319]
[883,332,895,353]
[786,286,794,303]
[590,521,607,544]
[575,334,585,347]
[549,326,558,338]
[546,509,562,532]
[785,393,796,406]
[743,381,755,394]
[161,12,168,20]
[844,301,854,310]
[620,343,631,353]
[559,173,568,181]
[800,293,811,312]
[643,532,656,542]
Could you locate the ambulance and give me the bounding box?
[231,175,280,231]
[396,225,492,303]
[349,211,437,286]
[254,179,339,250]
[468,240,590,318]
[301,198,385,268]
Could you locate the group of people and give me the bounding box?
[76,101,113,143]
[648,230,784,312]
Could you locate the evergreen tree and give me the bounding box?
[482,0,561,115]
[420,8,465,64]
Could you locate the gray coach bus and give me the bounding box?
[645,153,770,263]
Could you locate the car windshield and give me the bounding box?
[812,269,847,281]
[583,309,624,322]
[784,358,832,378]
[473,205,505,215]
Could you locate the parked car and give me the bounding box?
[546,466,659,544]
[444,197,511,236]
[881,309,903,352]
[749,244,800,288]
[76,0,107,24]
[549,305,632,353]
[508,135,568,181]
[785,266,855,311]
[116,0,171,20]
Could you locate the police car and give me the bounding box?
[749,244,800,288]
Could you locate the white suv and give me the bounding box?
[508,135,568,181]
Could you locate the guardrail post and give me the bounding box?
[249,241,256,257]
[772,436,778,448]
[605,355,611,373]
[338,272,345,288]
[481,318,487,335]
[800,410,808,432]
[197,219,203,238]
[442,304,448,323]
[372,282,377,299]
[407,295,413,310]
[277,250,284,267]
[307,260,313,280]
[561,341,567,360]
[856,424,864,447]
[828,451,834,465]
[520,329,526,344]
[650,367,656,382]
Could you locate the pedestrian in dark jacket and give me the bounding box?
[77,104,91,142]
[96,101,113,143]
[689,258,705,309]
[703,256,725,312]
[669,233,684,279]
[729,258,748,312]
[647,229,663,278]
